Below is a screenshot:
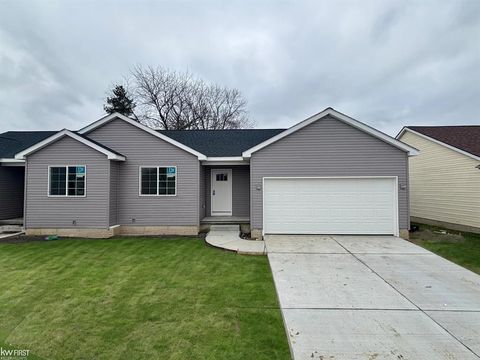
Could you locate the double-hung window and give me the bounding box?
[140,166,177,196]
[49,165,86,196]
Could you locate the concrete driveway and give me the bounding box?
[265,235,480,360]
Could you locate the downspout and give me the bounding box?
[406,153,411,231]
[23,159,28,231]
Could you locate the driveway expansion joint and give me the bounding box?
[330,235,480,359]
[267,234,480,359]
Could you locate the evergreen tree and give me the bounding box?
[103,85,136,117]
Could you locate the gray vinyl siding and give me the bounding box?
[25,136,110,229]
[87,119,200,226]
[199,165,206,220]
[0,166,24,219]
[250,115,409,230]
[204,165,250,217]
[232,166,250,217]
[109,161,119,226]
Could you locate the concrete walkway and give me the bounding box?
[0,224,24,239]
[0,231,24,240]
[205,225,266,255]
[266,235,480,360]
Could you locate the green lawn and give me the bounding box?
[410,223,480,275]
[0,237,290,360]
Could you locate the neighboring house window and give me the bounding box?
[140,166,177,196]
[49,166,86,196]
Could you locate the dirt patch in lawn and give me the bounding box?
[409,223,480,275]
[0,234,45,244]
[0,233,206,244]
[410,224,465,244]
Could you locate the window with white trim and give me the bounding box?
[140,166,177,196]
[49,166,86,196]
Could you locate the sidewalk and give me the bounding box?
[205,225,266,255]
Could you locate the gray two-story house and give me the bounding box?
[0,108,418,239]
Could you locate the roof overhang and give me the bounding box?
[242,108,420,158]
[201,156,249,165]
[0,158,25,166]
[78,113,207,160]
[397,127,480,162]
[14,129,126,161]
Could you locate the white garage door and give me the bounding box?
[263,177,398,235]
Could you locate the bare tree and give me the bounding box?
[129,65,252,130]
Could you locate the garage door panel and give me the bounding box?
[264,178,396,235]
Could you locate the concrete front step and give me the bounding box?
[0,224,24,239]
[206,225,266,255]
[0,225,23,233]
[209,225,240,232]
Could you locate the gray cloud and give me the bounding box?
[0,0,479,135]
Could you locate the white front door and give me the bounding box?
[211,169,233,216]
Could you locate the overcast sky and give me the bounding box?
[0,0,479,135]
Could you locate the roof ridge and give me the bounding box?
[408,125,480,128]
[1,130,59,133]
[157,128,286,132]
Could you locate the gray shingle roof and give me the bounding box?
[0,131,126,159]
[0,131,58,158]
[158,129,286,157]
[0,128,286,159]
[75,133,126,157]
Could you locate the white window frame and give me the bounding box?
[138,166,177,197]
[47,165,87,197]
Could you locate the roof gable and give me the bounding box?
[78,113,207,159]
[14,130,126,161]
[242,108,419,157]
[398,126,480,160]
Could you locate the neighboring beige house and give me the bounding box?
[397,126,480,233]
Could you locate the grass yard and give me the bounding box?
[410,223,480,275]
[0,237,290,360]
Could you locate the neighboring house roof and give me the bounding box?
[158,129,286,157]
[398,126,480,160]
[78,113,207,159]
[0,131,58,159]
[242,108,419,158]
[14,129,126,161]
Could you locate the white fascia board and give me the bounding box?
[14,129,126,161]
[78,112,207,160]
[242,108,420,157]
[397,127,480,162]
[396,127,408,139]
[0,158,26,167]
[202,156,249,165]
[204,157,245,162]
[0,158,25,163]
